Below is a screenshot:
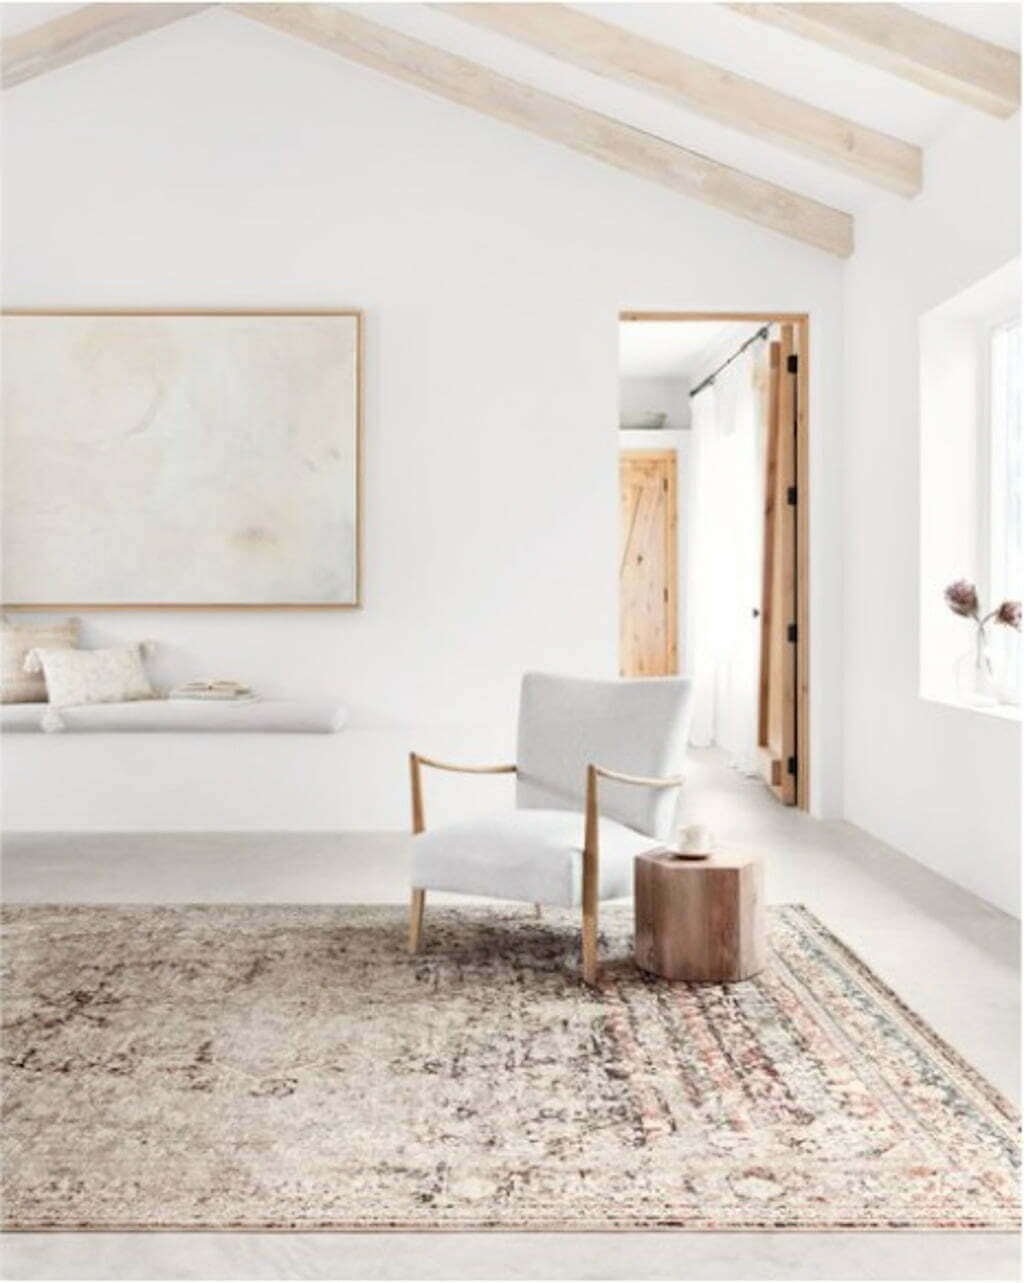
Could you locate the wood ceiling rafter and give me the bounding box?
[729,3,1021,119]
[2,3,210,89]
[231,4,853,257]
[437,2,921,197]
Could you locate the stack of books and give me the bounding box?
[168,680,256,702]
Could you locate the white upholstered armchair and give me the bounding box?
[408,672,694,985]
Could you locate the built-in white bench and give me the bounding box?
[0,700,347,733]
[1,705,501,831]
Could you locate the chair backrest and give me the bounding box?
[515,672,694,839]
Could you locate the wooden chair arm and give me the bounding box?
[408,752,516,834]
[583,764,682,859]
[590,764,684,789]
[412,753,517,775]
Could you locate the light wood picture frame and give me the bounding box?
[1,309,364,609]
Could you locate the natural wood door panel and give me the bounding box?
[758,340,780,751]
[757,327,798,804]
[619,450,677,677]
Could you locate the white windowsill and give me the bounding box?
[921,692,1021,722]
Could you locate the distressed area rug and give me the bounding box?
[1,903,1018,1232]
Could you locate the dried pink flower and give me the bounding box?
[944,579,979,619]
[996,600,1022,630]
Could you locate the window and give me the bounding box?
[919,260,1020,714]
[989,318,1022,602]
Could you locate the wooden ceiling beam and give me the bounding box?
[2,3,210,89]
[729,3,1020,119]
[232,4,853,257]
[438,2,920,196]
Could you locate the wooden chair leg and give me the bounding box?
[581,764,600,986]
[409,888,425,953]
[581,903,598,986]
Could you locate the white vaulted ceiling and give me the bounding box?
[1,2,1020,257]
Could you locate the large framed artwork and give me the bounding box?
[1,310,362,608]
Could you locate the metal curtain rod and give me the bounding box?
[689,325,769,399]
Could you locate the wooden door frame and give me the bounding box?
[620,310,810,812]
[619,448,679,676]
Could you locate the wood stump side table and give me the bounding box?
[634,850,765,983]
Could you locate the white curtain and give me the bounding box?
[684,339,766,774]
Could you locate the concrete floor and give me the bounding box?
[2,752,1020,1280]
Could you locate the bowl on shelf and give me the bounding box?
[620,411,668,430]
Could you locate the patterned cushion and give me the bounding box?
[25,644,154,708]
[0,617,78,703]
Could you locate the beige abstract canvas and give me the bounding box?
[1,312,361,606]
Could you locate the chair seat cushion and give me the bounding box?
[411,808,660,909]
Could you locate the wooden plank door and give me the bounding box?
[619,450,677,677]
[757,327,798,803]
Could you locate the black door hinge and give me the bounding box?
[787,755,797,776]
[786,485,797,505]
[787,623,798,643]
[787,354,798,374]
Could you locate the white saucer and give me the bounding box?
[660,846,713,861]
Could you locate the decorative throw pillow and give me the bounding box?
[24,643,155,708]
[0,617,79,703]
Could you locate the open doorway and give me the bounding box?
[618,311,810,810]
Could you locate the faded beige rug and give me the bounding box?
[1,903,1018,1232]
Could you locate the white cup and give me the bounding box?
[676,823,714,855]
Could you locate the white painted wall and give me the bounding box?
[3,8,843,830]
[843,110,1022,916]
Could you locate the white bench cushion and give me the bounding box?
[0,699,347,733]
[411,808,660,909]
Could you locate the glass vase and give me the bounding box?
[955,625,1000,706]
